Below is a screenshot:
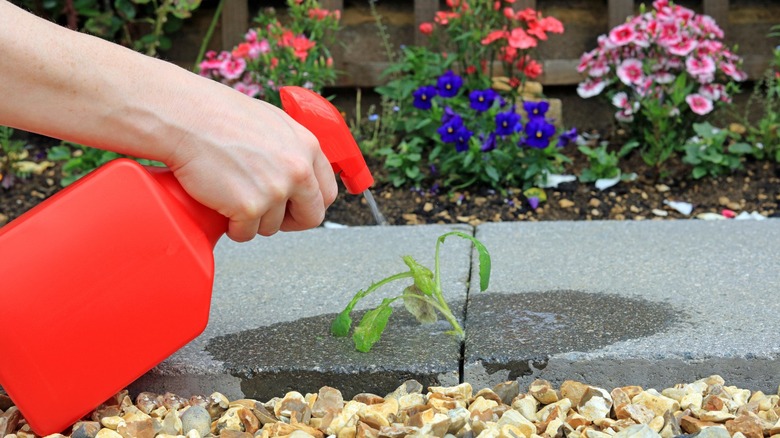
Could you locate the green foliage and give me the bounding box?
[331,231,491,352]
[738,27,780,163]
[578,140,638,183]
[634,74,695,167]
[0,127,54,189]
[198,0,340,107]
[47,142,161,186]
[13,0,200,56]
[682,123,752,179]
[363,2,571,192]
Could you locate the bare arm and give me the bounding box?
[0,0,338,241]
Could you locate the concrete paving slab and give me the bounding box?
[465,219,780,393]
[130,224,472,400]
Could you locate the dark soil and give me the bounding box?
[2,134,779,228]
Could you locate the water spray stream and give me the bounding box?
[362,189,388,226]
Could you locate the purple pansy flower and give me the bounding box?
[523,101,550,119]
[523,118,556,148]
[495,110,522,136]
[437,71,463,98]
[437,114,465,143]
[413,85,437,110]
[557,127,578,147]
[527,196,540,209]
[480,132,497,152]
[469,89,498,112]
[454,127,474,153]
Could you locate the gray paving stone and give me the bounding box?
[130,224,472,400]
[465,219,780,393]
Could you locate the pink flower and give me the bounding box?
[699,83,723,101]
[218,57,246,80]
[685,55,716,78]
[609,23,636,46]
[668,37,697,56]
[611,91,630,108]
[508,27,537,49]
[720,62,747,81]
[577,78,607,98]
[233,81,261,97]
[696,15,724,39]
[686,93,714,115]
[419,22,434,35]
[588,58,610,77]
[653,71,675,84]
[615,109,635,123]
[617,58,644,85]
[656,20,681,47]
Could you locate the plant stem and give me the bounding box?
[402,292,464,338]
[193,0,226,72]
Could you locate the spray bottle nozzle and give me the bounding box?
[280,86,374,195]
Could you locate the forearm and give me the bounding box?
[0,0,217,163]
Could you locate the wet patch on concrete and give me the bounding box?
[464,290,681,380]
[205,308,462,400]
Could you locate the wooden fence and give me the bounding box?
[198,0,774,87]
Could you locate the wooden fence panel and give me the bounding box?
[205,0,771,87]
[608,0,634,29]
[221,0,248,50]
[414,0,438,46]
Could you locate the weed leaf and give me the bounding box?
[402,285,438,324]
[439,231,491,292]
[331,309,353,337]
[402,255,435,295]
[353,298,395,352]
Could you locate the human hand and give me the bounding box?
[165,84,338,242]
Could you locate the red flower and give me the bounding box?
[539,16,564,33]
[446,0,469,10]
[278,30,295,47]
[270,57,279,69]
[291,35,316,60]
[434,11,459,25]
[508,27,537,49]
[523,59,543,78]
[419,22,434,35]
[231,42,252,59]
[465,65,477,74]
[509,77,520,88]
[515,8,537,22]
[493,0,500,10]
[308,8,330,20]
[481,30,508,45]
[500,46,517,62]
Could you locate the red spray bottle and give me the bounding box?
[0,86,372,435]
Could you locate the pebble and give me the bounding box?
[559,199,575,208]
[6,375,780,438]
[0,213,8,226]
[180,406,211,437]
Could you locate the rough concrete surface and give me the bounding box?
[130,224,472,400]
[465,220,780,393]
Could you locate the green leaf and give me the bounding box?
[47,146,72,161]
[692,166,708,179]
[728,143,753,154]
[114,0,136,19]
[438,231,491,292]
[402,255,435,295]
[402,285,437,324]
[330,309,352,337]
[352,299,394,352]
